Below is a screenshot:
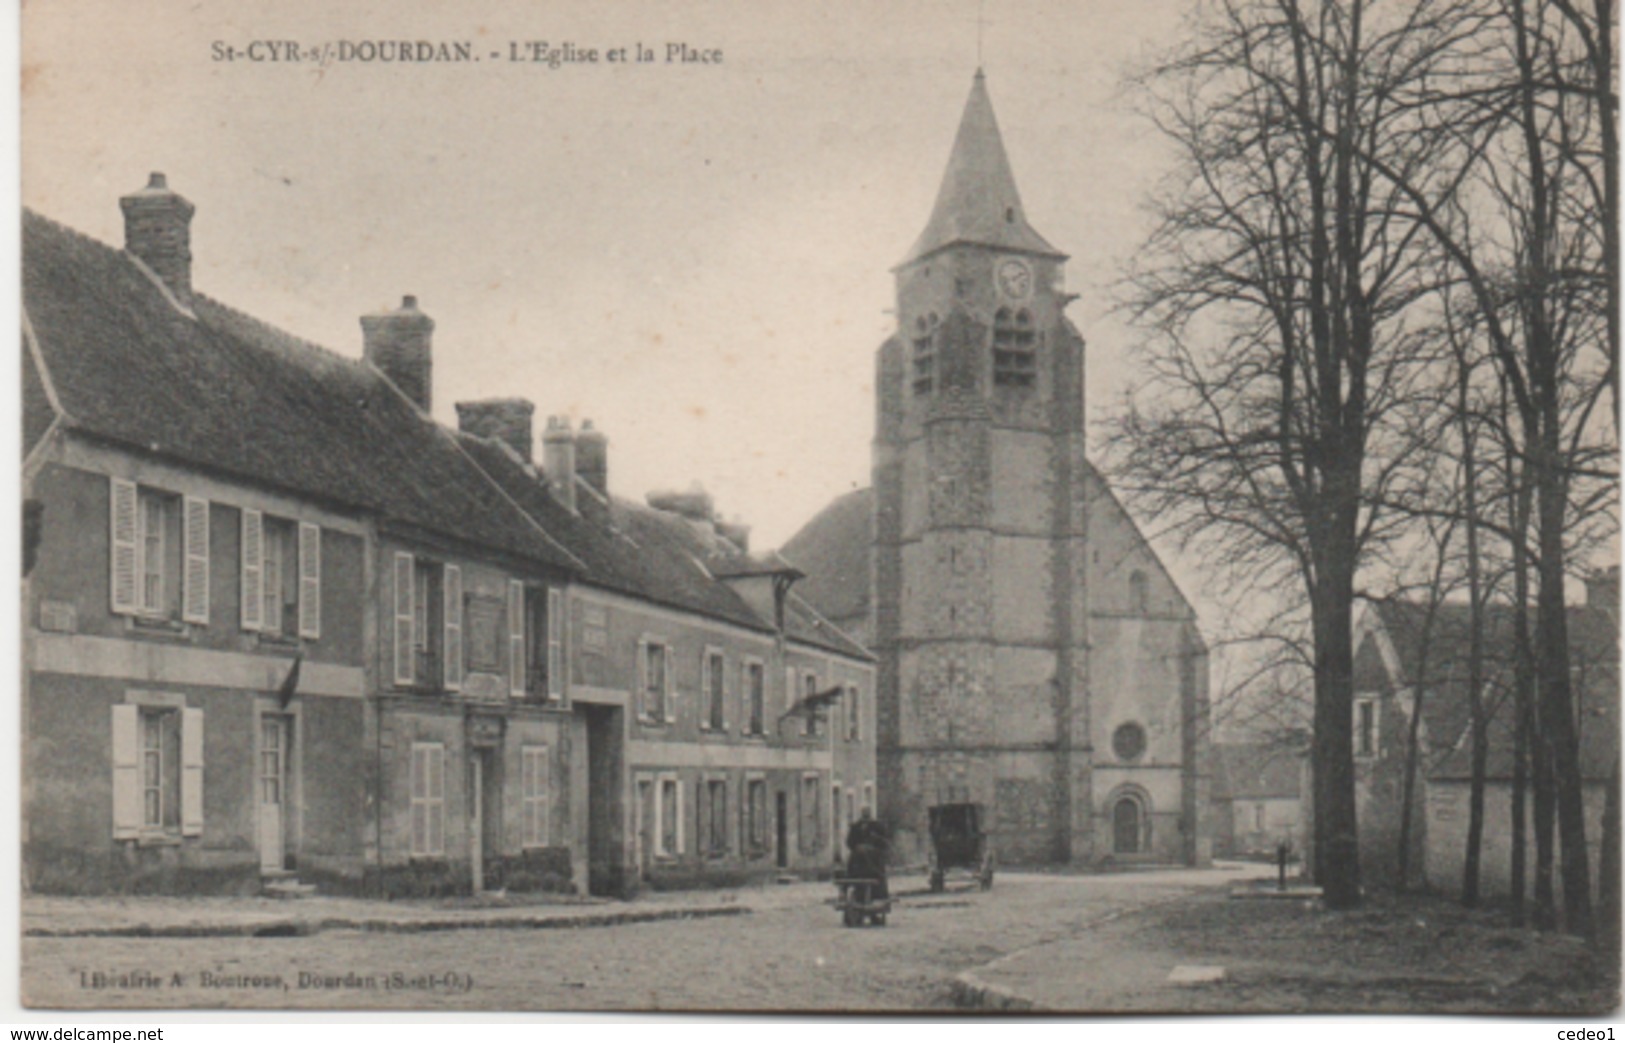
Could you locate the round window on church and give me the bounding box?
[1113,722,1147,762]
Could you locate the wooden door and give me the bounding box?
[469,754,485,892]
[258,715,287,872]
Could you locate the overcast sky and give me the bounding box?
[23,0,1194,564]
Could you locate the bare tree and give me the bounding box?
[1114,0,1477,909]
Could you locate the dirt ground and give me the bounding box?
[1045,887,1622,1014]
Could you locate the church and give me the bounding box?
[784,71,1213,868]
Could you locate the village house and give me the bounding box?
[1348,571,1619,900]
[1210,741,1305,861]
[21,173,875,899]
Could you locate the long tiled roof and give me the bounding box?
[23,206,872,660]
[779,487,873,631]
[23,209,580,572]
[1369,599,1619,781]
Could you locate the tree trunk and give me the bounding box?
[1461,373,1489,908]
[1600,755,1621,954]
[1311,522,1362,909]
[1536,472,1592,932]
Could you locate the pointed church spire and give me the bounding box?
[902,71,1064,266]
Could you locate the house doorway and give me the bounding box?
[468,746,502,892]
[635,777,655,882]
[257,713,292,873]
[582,704,623,897]
[775,791,789,868]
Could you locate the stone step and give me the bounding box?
[262,878,317,900]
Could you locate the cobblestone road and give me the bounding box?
[22,866,1264,1012]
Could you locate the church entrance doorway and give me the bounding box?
[1113,796,1144,855]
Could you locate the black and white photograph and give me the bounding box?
[13,0,1621,1023]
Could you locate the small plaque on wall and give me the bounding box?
[465,596,505,672]
[38,601,77,633]
[461,671,506,702]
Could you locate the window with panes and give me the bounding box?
[141,709,181,831]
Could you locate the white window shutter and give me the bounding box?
[721,656,731,733]
[393,552,415,686]
[181,497,210,624]
[111,704,140,839]
[508,580,526,697]
[636,639,649,720]
[546,588,563,701]
[110,478,139,615]
[297,522,321,639]
[663,645,675,722]
[699,654,711,731]
[180,707,204,836]
[240,509,264,631]
[444,565,464,692]
[785,665,797,711]
[677,776,687,855]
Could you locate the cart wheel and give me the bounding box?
[929,870,945,893]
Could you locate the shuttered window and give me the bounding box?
[111,704,140,838]
[392,553,415,686]
[180,707,203,836]
[702,649,726,731]
[521,745,548,848]
[508,580,526,697]
[181,497,209,624]
[546,588,564,701]
[444,565,464,692]
[241,509,264,631]
[297,522,321,639]
[109,479,139,614]
[410,742,445,856]
[112,703,202,839]
[744,661,765,736]
[655,775,683,857]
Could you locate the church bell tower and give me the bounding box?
[872,71,1096,865]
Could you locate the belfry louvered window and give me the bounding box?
[993,308,1037,388]
[911,313,939,396]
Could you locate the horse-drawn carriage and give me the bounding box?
[927,802,995,892]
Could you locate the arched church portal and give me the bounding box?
[1107,787,1151,855]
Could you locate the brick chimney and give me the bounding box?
[576,419,608,497]
[457,398,535,463]
[362,296,434,413]
[120,172,195,307]
[542,415,577,513]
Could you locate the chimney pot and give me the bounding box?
[362,295,435,413]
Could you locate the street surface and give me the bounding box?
[22,865,1262,1011]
